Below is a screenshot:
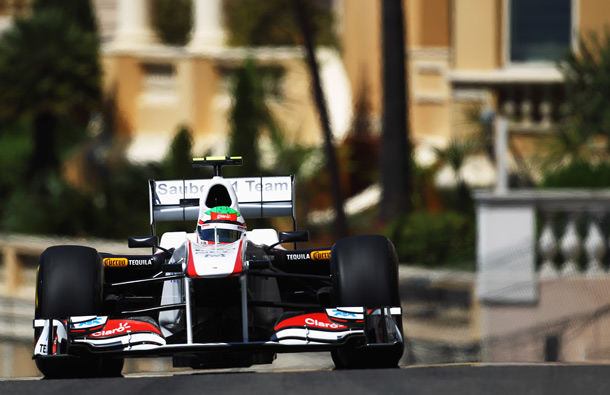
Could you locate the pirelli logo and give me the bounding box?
[311,250,331,260]
[103,257,128,267]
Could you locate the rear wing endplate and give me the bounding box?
[148,175,295,233]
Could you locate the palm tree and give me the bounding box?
[560,29,610,144]
[380,0,412,221]
[225,58,265,178]
[0,9,101,177]
[430,136,483,212]
[293,0,347,237]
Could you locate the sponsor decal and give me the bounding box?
[156,182,205,197]
[207,207,240,222]
[241,179,289,194]
[104,257,127,267]
[103,257,152,267]
[89,319,161,338]
[311,250,331,260]
[212,212,237,221]
[274,313,348,331]
[286,251,330,261]
[154,176,292,205]
[201,252,226,258]
[90,322,131,337]
[328,309,358,319]
[73,317,104,329]
[286,253,310,260]
[38,333,58,355]
[304,317,344,329]
[129,259,152,266]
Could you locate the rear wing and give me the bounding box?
[148,175,295,234]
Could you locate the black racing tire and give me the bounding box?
[36,246,103,319]
[330,235,403,369]
[35,246,123,378]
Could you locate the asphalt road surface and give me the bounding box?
[2,362,610,395]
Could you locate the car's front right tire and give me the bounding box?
[330,235,404,369]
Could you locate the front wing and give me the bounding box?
[33,307,403,360]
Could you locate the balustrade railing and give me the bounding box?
[475,190,610,303]
[495,83,566,133]
[537,203,610,278]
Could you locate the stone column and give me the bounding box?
[188,0,226,52]
[112,0,156,49]
[475,192,538,304]
[2,246,20,294]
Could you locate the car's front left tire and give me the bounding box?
[35,245,123,378]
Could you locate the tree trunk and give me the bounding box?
[293,0,347,238]
[29,111,58,177]
[379,0,412,221]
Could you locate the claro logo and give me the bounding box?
[311,250,331,260]
[305,318,342,329]
[103,258,128,267]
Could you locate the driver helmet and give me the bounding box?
[196,206,246,244]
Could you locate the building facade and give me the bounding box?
[1,1,610,167]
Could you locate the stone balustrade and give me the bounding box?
[495,83,566,134]
[449,68,567,135]
[475,190,610,303]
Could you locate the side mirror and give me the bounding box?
[128,236,159,248]
[264,231,310,252]
[279,231,309,243]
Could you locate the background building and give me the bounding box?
[91,0,610,173]
[2,1,610,168]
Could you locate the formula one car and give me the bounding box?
[33,156,404,378]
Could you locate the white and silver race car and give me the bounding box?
[33,156,404,378]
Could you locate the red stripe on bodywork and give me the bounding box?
[230,239,244,276]
[186,241,198,277]
[86,319,162,338]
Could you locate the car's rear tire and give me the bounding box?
[330,235,403,369]
[35,246,123,378]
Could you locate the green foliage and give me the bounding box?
[94,163,158,238]
[0,119,32,224]
[535,127,603,172]
[151,0,192,46]
[429,136,483,214]
[32,0,99,34]
[535,29,610,181]
[160,125,199,179]
[0,9,101,121]
[561,28,610,142]
[431,137,482,181]
[341,79,379,197]
[0,155,158,238]
[540,160,610,188]
[384,211,476,269]
[225,58,267,178]
[0,119,32,185]
[0,8,102,175]
[1,171,96,235]
[223,0,338,47]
